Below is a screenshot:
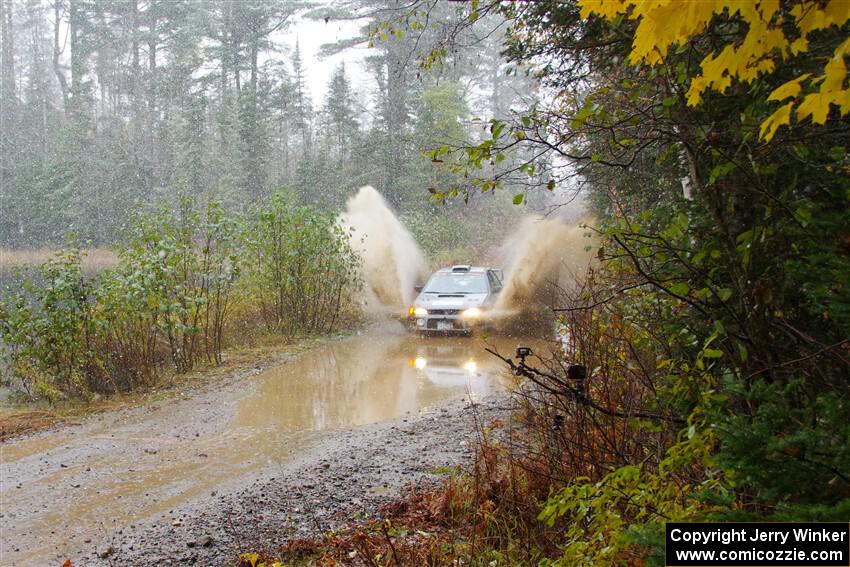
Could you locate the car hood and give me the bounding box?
[414,293,488,310]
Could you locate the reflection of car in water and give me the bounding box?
[407,336,532,399]
[407,265,503,334]
[410,340,482,386]
[407,338,514,402]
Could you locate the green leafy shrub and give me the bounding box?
[95,259,163,388]
[1,192,362,401]
[0,248,110,398]
[243,191,361,335]
[116,196,243,372]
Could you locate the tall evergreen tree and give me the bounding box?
[289,38,312,157]
[321,62,358,165]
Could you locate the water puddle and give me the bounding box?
[0,330,544,565]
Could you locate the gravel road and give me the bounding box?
[83,394,509,566]
[1,328,530,566]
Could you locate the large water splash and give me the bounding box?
[491,215,596,326]
[337,186,429,311]
[338,186,594,330]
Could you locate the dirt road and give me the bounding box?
[0,326,543,566]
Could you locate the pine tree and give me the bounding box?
[321,62,359,165]
[290,38,312,158]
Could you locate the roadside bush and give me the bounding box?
[115,196,242,373]
[0,192,362,401]
[90,196,242,385]
[0,248,111,399]
[95,260,163,388]
[243,192,361,335]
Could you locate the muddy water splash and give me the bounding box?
[337,186,429,310]
[492,215,596,326]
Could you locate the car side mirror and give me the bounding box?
[414,284,423,292]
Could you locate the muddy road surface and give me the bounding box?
[0,326,547,566]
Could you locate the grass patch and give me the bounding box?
[0,247,118,273]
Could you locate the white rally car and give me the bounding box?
[408,265,503,334]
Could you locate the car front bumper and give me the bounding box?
[409,313,481,333]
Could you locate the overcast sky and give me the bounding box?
[280,16,370,104]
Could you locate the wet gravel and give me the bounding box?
[81,394,509,566]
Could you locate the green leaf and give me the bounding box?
[708,162,735,186]
[794,206,812,227]
[828,146,845,161]
[669,282,690,296]
[513,194,525,205]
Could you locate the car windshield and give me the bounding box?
[423,273,488,294]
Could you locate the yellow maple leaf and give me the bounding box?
[760,101,793,141]
[579,0,850,138]
[686,76,710,106]
[790,36,808,55]
[824,0,850,23]
[797,92,832,124]
[579,0,627,20]
[798,0,850,36]
[628,0,721,65]
[768,74,812,102]
[822,58,847,94]
[797,7,832,36]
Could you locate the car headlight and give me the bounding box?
[412,307,428,317]
[462,307,481,318]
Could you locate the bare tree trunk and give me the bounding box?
[490,61,501,118]
[0,0,15,105]
[0,0,13,220]
[147,10,157,115]
[52,0,68,110]
[146,2,158,183]
[130,0,140,113]
[220,1,230,98]
[250,40,257,94]
[69,0,81,106]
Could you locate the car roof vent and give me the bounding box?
[451,264,471,272]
